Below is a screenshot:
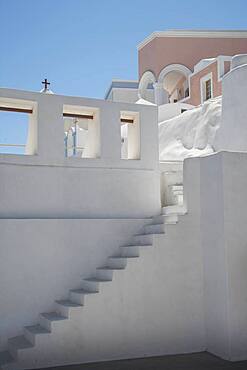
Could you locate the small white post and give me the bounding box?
[153,83,169,105]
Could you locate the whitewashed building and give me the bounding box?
[1,31,247,370]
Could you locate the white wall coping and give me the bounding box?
[193,58,216,73]
[231,54,247,69]
[138,30,247,50]
[0,87,140,107]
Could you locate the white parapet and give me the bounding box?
[0,88,160,219]
[231,54,247,69]
[215,60,247,152]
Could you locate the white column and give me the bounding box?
[153,83,169,105]
[36,94,64,161]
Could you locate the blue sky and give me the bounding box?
[1,0,247,99]
[0,0,247,151]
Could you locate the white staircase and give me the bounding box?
[0,206,186,370]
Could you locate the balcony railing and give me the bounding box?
[0,143,25,147]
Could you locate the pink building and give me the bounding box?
[138,30,247,106]
[106,30,247,108]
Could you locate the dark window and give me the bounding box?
[205,79,212,100]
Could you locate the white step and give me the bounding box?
[132,232,165,245]
[0,351,14,368]
[162,205,186,215]
[69,288,98,305]
[144,223,165,234]
[24,324,50,346]
[96,266,124,280]
[39,312,67,331]
[55,300,83,318]
[107,255,139,268]
[82,277,112,292]
[152,214,178,225]
[131,233,154,245]
[8,336,33,359]
[120,244,153,257]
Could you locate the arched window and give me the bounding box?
[158,64,191,103]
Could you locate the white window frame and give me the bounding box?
[200,72,213,104]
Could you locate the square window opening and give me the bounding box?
[0,104,36,155]
[63,105,100,159]
[120,112,140,160]
[200,73,213,103]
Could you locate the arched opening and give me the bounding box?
[138,71,156,103]
[162,70,189,103]
[158,64,191,104]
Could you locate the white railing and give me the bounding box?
[0,143,25,148]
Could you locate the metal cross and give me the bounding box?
[42,79,50,89]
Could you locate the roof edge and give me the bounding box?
[138,30,247,50]
[104,79,139,100]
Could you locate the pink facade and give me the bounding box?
[139,35,247,79]
[187,61,221,106]
[224,61,231,74]
[170,75,187,102]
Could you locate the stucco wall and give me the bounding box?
[216,62,247,152]
[221,152,247,360]
[199,153,229,359]
[185,152,247,361]
[224,61,231,74]
[0,163,160,218]
[110,88,139,103]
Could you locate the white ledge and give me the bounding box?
[138,30,247,50]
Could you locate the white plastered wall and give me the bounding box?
[110,88,139,103]
[215,57,247,152]
[184,152,247,361]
